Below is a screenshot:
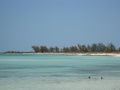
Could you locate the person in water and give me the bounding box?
[88,76,91,79]
[101,77,103,79]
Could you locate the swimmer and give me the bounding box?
[101,77,103,79]
[88,76,91,79]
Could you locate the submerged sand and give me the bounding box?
[0,77,120,90]
[40,79,120,90]
[0,53,120,90]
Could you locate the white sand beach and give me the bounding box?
[77,53,120,57]
[23,52,120,57]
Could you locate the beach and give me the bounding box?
[22,52,120,57]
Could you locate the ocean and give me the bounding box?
[0,54,120,90]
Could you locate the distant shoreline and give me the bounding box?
[3,52,120,57]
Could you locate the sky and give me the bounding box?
[0,0,120,52]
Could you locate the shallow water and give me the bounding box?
[0,54,120,90]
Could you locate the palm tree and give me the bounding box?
[78,44,88,52]
[54,46,60,53]
[91,44,97,52]
[97,43,106,52]
[70,46,78,52]
[49,47,55,52]
[87,45,91,52]
[118,47,120,51]
[32,46,40,53]
[81,45,88,52]
[63,47,70,53]
[40,46,48,53]
[77,44,82,52]
[106,43,116,52]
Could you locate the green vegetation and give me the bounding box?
[32,43,120,53]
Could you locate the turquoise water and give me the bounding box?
[0,54,120,90]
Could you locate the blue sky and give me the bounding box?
[0,0,120,52]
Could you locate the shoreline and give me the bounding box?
[25,52,120,57]
[3,52,120,57]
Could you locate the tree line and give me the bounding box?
[32,43,120,53]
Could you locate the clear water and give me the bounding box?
[0,54,120,90]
